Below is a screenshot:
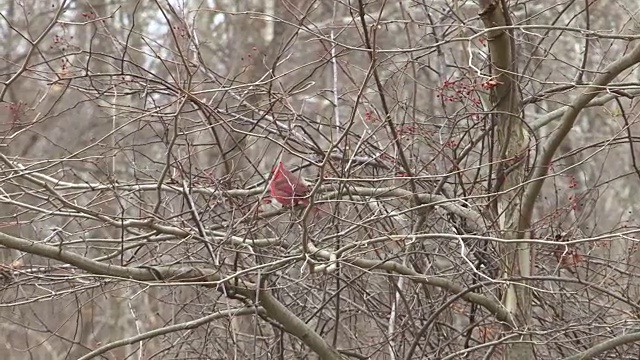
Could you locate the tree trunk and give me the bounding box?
[479,1,533,359]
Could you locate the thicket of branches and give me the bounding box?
[1,0,640,359]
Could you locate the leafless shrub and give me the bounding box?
[0,0,639,359]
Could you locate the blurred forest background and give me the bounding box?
[1,0,640,359]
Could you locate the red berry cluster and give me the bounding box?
[396,124,434,138]
[7,101,25,125]
[80,11,96,19]
[436,79,478,104]
[241,47,259,61]
[364,111,378,122]
[436,78,503,107]
[566,175,580,210]
[51,34,67,50]
[480,79,501,90]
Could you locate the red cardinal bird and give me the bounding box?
[269,162,310,207]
